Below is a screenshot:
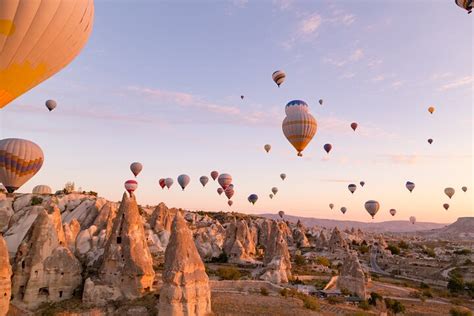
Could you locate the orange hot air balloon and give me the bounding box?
[428,106,435,114]
[282,100,317,157]
[0,0,95,109]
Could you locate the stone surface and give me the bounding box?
[260,221,292,284]
[0,235,11,316]
[158,211,212,316]
[328,227,348,252]
[223,218,256,264]
[336,250,367,299]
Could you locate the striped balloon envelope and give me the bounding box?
[0,138,44,193]
[32,184,52,195]
[282,100,317,157]
[272,70,286,87]
[0,0,95,109]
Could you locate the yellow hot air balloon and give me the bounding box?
[428,106,435,114]
[282,100,317,157]
[0,138,44,193]
[0,0,95,109]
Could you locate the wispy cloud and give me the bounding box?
[323,48,364,67]
[299,14,322,35]
[320,178,356,183]
[378,154,472,165]
[340,72,356,79]
[367,59,383,68]
[319,117,398,140]
[430,72,452,81]
[440,76,473,91]
[326,8,356,26]
[273,0,294,11]
[391,80,403,89]
[350,49,364,61]
[372,75,385,82]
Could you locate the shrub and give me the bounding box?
[87,191,98,197]
[422,289,433,298]
[424,247,436,258]
[387,244,400,255]
[385,298,405,314]
[450,307,473,316]
[302,295,319,311]
[211,252,228,263]
[464,259,473,265]
[448,275,465,293]
[454,249,472,256]
[216,267,241,280]
[316,256,330,267]
[279,288,289,297]
[419,282,430,289]
[368,292,383,306]
[340,288,351,296]
[327,296,344,305]
[31,196,43,206]
[260,287,269,296]
[359,245,369,254]
[63,181,75,194]
[398,240,409,249]
[294,254,306,266]
[358,300,370,310]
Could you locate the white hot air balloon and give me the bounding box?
[282,100,317,157]
[0,0,95,109]
[364,200,380,219]
[32,185,52,195]
[177,174,190,190]
[0,138,44,193]
[165,178,173,189]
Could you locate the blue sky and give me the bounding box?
[1,0,472,223]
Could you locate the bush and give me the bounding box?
[450,307,473,316]
[279,288,289,297]
[385,298,405,314]
[448,275,465,293]
[422,289,433,298]
[387,244,401,255]
[454,249,472,256]
[316,256,330,267]
[216,267,241,280]
[302,295,319,311]
[87,191,98,197]
[260,287,269,296]
[31,196,43,206]
[340,288,351,296]
[358,300,370,310]
[424,247,436,258]
[359,245,369,254]
[398,240,409,249]
[419,282,430,289]
[327,296,344,305]
[210,252,228,263]
[63,181,75,194]
[294,254,306,266]
[368,292,383,306]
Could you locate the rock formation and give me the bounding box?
[194,221,225,260]
[315,231,329,249]
[0,235,11,316]
[260,221,292,283]
[328,227,348,252]
[83,193,155,304]
[293,220,310,247]
[10,205,82,309]
[336,251,367,299]
[223,218,256,264]
[158,211,212,316]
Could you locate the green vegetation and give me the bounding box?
[387,244,400,255]
[450,307,473,316]
[384,298,405,314]
[260,287,269,296]
[423,247,436,258]
[454,249,472,256]
[358,300,370,310]
[294,254,306,266]
[216,267,241,280]
[448,275,465,293]
[31,196,43,206]
[302,295,320,311]
[368,292,383,306]
[327,296,344,305]
[316,256,330,267]
[359,244,369,254]
[398,240,409,249]
[210,252,228,263]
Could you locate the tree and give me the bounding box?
[368,292,383,306]
[398,240,409,249]
[385,298,406,314]
[448,275,465,293]
[294,254,306,266]
[387,244,400,255]
[63,181,75,194]
[450,307,472,316]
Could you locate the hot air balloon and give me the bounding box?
[130,162,142,177]
[360,181,365,187]
[350,122,358,131]
[177,174,190,191]
[406,181,415,193]
[200,176,209,187]
[225,187,234,200]
[271,187,278,195]
[45,100,57,112]
[348,184,357,194]
[264,144,271,153]
[241,95,244,100]
[340,207,347,214]
[462,186,468,192]
[409,216,416,224]
[165,178,173,189]
[218,173,232,190]
[217,188,224,195]
[272,70,286,87]
[428,138,433,145]
[211,171,219,181]
[278,210,285,218]
[32,185,52,195]
[0,0,95,109]
[269,194,274,199]
[428,106,435,114]
[228,200,233,207]
[389,209,396,216]
[319,99,323,105]
[0,138,44,193]
[444,187,455,199]
[443,203,450,210]
[364,200,380,219]
[323,143,332,154]
[248,194,258,205]
[124,180,138,196]
[282,100,317,157]
[280,173,286,181]
[159,178,166,189]
[329,203,334,210]
[228,184,234,190]
[456,0,473,13]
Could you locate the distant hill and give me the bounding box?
[259,213,448,233]
[422,217,474,240]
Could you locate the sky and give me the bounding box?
[0,0,472,223]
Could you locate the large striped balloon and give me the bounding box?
[0,138,44,193]
[0,0,94,109]
[218,173,232,190]
[282,100,317,157]
[32,184,52,194]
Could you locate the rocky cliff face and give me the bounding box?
[336,251,367,299]
[328,227,348,252]
[10,205,82,309]
[0,235,11,316]
[260,221,292,284]
[223,218,257,264]
[158,211,212,316]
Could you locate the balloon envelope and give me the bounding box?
[323,143,332,154]
[364,200,380,219]
[199,176,209,187]
[444,187,455,199]
[348,184,357,194]
[45,99,57,111]
[32,185,52,195]
[360,181,365,187]
[272,70,286,87]
[351,122,358,131]
[124,180,138,195]
[428,138,433,144]
[177,174,190,190]
[389,209,396,216]
[0,138,44,193]
[340,207,347,214]
[218,173,232,190]
[443,203,450,210]
[264,144,271,153]
[224,187,234,200]
[165,178,173,189]
[211,171,219,181]
[130,162,142,177]
[280,173,286,181]
[319,99,323,105]
[462,186,468,192]
[159,178,166,189]
[428,106,435,114]
[406,181,415,192]
[282,100,317,157]
[0,0,94,109]
[329,203,334,210]
[271,187,278,195]
[409,216,416,224]
[269,194,273,199]
[248,194,258,205]
[228,200,233,206]
[278,210,285,218]
[217,188,223,195]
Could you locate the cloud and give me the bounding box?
[350,49,364,61]
[372,75,385,82]
[367,59,383,68]
[340,72,356,79]
[378,154,472,165]
[323,48,364,67]
[327,9,356,26]
[320,178,356,183]
[318,117,398,140]
[299,13,322,35]
[391,80,403,88]
[440,76,473,91]
[273,0,294,11]
[430,72,452,81]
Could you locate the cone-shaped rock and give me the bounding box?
[336,250,367,299]
[158,211,212,316]
[0,235,11,316]
[96,192,155,299]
